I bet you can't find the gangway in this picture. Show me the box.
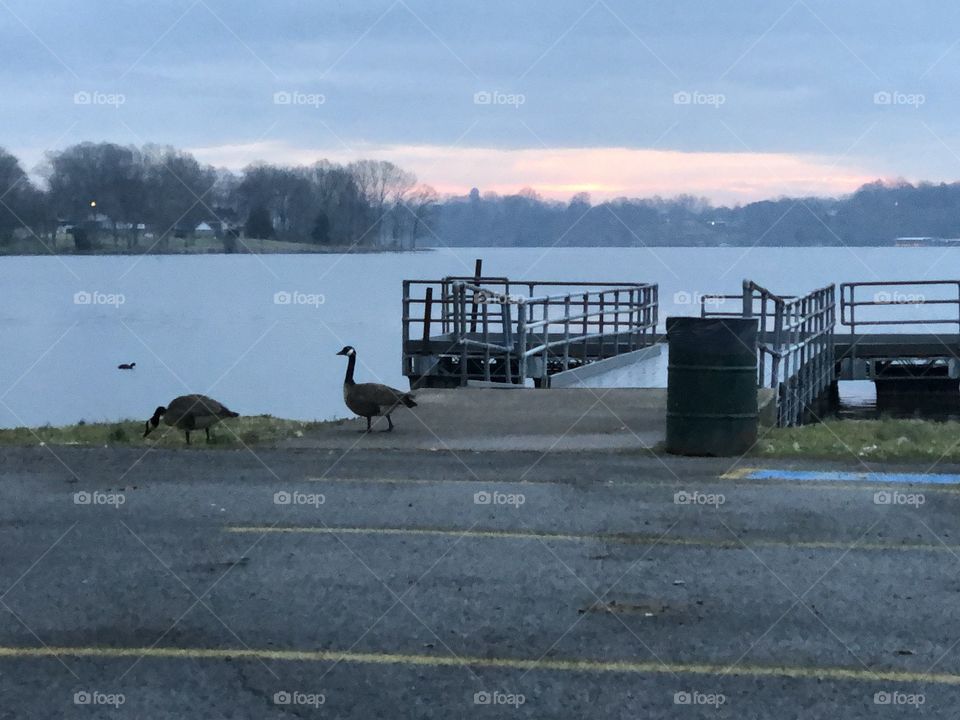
[402,276,658,388]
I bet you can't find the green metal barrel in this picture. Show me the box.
[666,317,758,456]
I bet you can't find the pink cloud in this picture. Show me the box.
[189,140,879,204]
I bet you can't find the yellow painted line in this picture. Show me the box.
[225,525,960,553]
[721,467,754,480]
[306,476,450,485]
[0,644,954,685]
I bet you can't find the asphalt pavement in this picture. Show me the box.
[0,446,958,718]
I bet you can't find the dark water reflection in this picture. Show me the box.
[836,380,960,421]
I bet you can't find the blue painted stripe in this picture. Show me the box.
[745,469,960,486]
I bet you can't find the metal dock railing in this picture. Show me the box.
[840,280,960,332]
[402,277,658,388]
[837,280,960,385]
[703,280,836,427]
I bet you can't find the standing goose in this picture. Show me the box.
[336,346,416,432]
[143,394,239,445]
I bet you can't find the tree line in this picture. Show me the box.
[1,141,958,252]
[435,183,960,247]
[0,143,437,252]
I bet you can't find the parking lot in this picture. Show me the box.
[0,446,958,718]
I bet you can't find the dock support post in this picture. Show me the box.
[421,287,433,346]
[469,258,482,333]
[517,302,527,385]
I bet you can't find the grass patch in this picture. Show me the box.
[756,418,960,461]
[0,415,344,448]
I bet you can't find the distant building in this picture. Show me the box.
[195,221,216,238]
[895,236,960,247]
[194,219,233,238]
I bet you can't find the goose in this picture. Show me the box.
[336,346,416,432]
[143,394,239,445]
[117,362,136,370]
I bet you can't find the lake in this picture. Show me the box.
[1,246,957,428]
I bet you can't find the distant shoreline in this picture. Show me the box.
[0,243,948,257]
[0,243,944,257]
[0,244,433,257]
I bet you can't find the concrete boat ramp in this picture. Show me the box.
[283,388,669,452]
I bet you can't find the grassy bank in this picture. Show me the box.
[5,415,960,460]
[757,418,960,461]
[0,416,344,448]
[0,235,432,256]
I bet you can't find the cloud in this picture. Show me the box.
[188,139,878,203]
[6,0,958,195]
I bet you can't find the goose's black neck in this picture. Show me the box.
[344,352,356,385]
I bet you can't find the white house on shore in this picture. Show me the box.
[194,221,215,238]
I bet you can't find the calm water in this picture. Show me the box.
[1,246,957,428]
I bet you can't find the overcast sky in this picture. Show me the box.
[3,0,960,203]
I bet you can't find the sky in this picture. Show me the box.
[2,0,960,204]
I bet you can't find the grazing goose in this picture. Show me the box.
[117,362,136,370]
[336,346,416,432]
[143,394,239,445]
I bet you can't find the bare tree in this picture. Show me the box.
[403,184,438,249]
[44,142,147,249]
[348,160,416,246]
[142,145,216,248]
[0,148,44,246]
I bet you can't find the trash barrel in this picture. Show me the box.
[666,317,758,456]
